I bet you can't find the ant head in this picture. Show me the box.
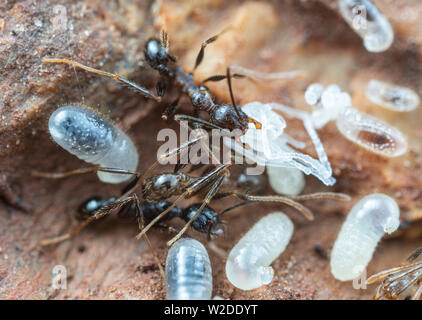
[210,104,250,134]
[144,38,173,72]
[185,204,223,235]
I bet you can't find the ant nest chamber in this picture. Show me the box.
[3,0,422,301]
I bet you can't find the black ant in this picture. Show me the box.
[367,246,422,300]
[42,28,262,136]
[35,144,350,248]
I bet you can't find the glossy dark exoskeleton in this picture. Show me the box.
[77,195,223,236]
[143,35,256,134]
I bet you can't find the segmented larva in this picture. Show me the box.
[336,107,407,157]
[225,212,294,290]
[305,83,408,157]
[338,0,394,53]
[366,80,420,112]
[48,105,139,184]
[330,193,400,281]
[165,238,212,300]
[267,166,305,196]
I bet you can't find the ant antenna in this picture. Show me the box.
[219,200,257,216]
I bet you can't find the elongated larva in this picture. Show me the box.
[336,107,407,157]
[165,238,212,300]
[267,166,305,196]
[48,105,139,183]
[225,212,294,290]
[330,193,400,281]
[366,80,420,112]
[338,0,394,52]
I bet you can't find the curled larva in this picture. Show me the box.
[338,0,394,52]
[330,193,400,281]
[336,107,407,157]
[165,238,212,300]
[267,166,305,196]
[49,105,139,183]
[225,212,294,290]
[366,80,420,112]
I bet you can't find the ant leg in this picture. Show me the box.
[155,223,180,235]
[42,58,162,102]
[230,192,314,221]
[412,282,422,300]
[32,166,140,180]
[132,194,165,280]
[289,192,351,202]
[407,247,422,262]
[193,27,231,71]
[162,93,182,120]
[136,164,230,241]
[167,171,227,247]
[228,192,351,220]
[40,195,137,246]
[203,65,304,84]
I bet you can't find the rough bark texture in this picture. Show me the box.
[1,0,421,299]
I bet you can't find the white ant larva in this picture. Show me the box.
[225,212,294,290]
[224,101,336,186]
[338,0,394,52]
[366,80,420,112]
[267,166,305,196]
[303,83,408,157]
[165,238,212,300]
[48,105,139,184]
[330,193,400,281]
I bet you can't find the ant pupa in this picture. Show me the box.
[266,166,305,197]
[367,246,422,300]
[330,193,400,281]
[366,80,420,112]
[223,101,336,186]
[46,105,139,184]
[302,83,408,157]
[225,212,294,290]
[165,238,212,300]
[338,0,394,52]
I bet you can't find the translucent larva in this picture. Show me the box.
[266,166,305,196]
[165,238,212,300]
[304,83,408,157]
[330,193,400,281]
[366,80,420,112]
[225,212,294,290]
[48,105,139,184]
[336,107,407,157]
[338,0,394,52]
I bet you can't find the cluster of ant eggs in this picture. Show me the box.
[48,105,139,184]
[165,238,212,300]
[225,212,294,290]
[330,193,400,281]
[366,80,420,112]
[338,0,394,52]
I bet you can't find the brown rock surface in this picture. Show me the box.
[0,0,421,299]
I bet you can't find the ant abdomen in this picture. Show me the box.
[49,106,139,184]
